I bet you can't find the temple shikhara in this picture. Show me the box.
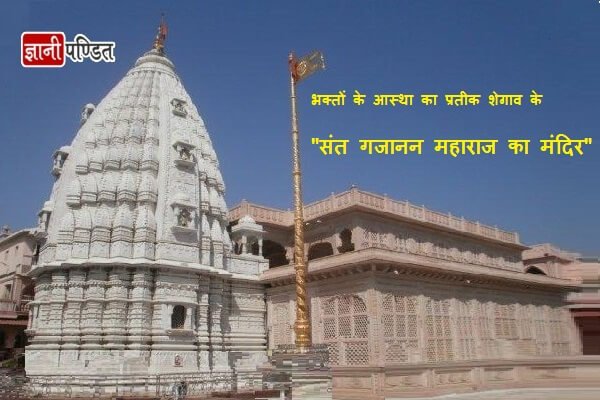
[26,29,268,395]
[17,25,600,399]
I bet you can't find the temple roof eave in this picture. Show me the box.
[260,247,578,290]
[0,228,38,248]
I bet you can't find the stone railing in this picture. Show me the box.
[0,299,30,313]
[229,202,293,226]
[524,243,580,261]
[228,254,269,276]
[229,188,520,245]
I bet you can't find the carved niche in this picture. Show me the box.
[171,98,188,117]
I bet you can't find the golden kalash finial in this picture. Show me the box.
[153,13,168,54]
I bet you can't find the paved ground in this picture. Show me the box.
[0,369,28,399]
[403,388,600,400]
[1,370,599,400]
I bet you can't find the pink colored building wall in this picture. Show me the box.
[0,226,36,360]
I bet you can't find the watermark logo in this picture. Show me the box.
[21,32,116,68]
[21,32,65,67]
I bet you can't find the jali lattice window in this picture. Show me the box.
[516,304,537,356]
[361,227,386,249]
[322,295,369,366]
[381,293,419,363]
[534,305,550,355]
[494,304,517,339]
[425,297,453,362]
[475,301,496,358]
[549,307,570,356]
[456,299,477,360]
[519,304,534,339]
[271,303,292,347]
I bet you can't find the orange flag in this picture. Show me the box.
[290,51,325,84]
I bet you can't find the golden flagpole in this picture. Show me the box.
[289,52,312,351]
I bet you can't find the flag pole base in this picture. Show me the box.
[261,344,332,400]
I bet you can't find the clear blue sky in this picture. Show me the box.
[0,1,598,255]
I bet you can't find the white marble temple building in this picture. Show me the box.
[26,43,268,396]
[23,32,600,400]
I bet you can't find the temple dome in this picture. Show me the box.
[134,49,175,69]
[38,46,231,267]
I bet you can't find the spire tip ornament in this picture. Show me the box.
[152,13,168,54]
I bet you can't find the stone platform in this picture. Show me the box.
[261,344,332,400]
[403,388,600,400]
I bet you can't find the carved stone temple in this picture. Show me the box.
[24,37,600,398]
[26,45,268,396]
[230,192,600,399]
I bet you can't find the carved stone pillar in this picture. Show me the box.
[209,277,228,372]
[29,273,52,339]
[366,281,382,368]
[27,308,33,331]
[46,271,68,347]
[241,235,247,254]
[417,294,428,363]
[103,267,129,349]
[127,268,153,350]
[185,306,194,330]
[25,273,54,374]
[213,240,224,269]
[285,245,294,264]
[222,280,232,334]
[151,271,167,338]
[196,277,210,370]
[62,268,86,350]
[200,213,212,265]
[81,269,107,349]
